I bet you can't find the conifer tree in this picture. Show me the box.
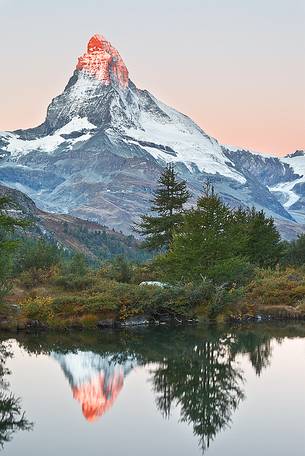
[0,197,29,302]
[243,208,283,267]
[156,183,283,283]
[0,197,28,249]
[156,183,239,282]
[135,164,190,250]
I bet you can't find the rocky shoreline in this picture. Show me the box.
[0,310,304,333]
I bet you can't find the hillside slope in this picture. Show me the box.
[0,184,147,261]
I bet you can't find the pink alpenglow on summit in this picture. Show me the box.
[76,34,129,87]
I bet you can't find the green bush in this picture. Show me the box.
[98,256,133,283]
[244,267,305,307]
[21,296,54,321]
[282,234,305,266]
[206,257,254,286]
[18,267,56,289]
[61,253,89,276]
[14,240,61,274]
[208,286,244,319]
[53,273,94,291]
[0,253,13,304]
[19,278,218,326]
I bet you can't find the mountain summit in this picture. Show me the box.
[0,34,303,236]
[76,34,129,87]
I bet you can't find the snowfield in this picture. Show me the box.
[119,93,247,183]
[2,117,96,157]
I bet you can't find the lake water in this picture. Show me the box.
[0,324,304,455]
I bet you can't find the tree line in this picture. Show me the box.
[2,164,305,305]
[135,164,305,285]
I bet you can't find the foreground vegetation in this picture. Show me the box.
[1,166,305,330]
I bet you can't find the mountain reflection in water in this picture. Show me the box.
[8,324,305,454]
[52,351,136,421]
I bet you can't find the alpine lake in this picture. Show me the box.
[0,323,304,455]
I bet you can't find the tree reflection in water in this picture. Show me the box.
[0,340,32,449]
[151,335,245,453]
[15,324,299,454]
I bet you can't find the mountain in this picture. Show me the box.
[223,147,305,225]
[52,350,136,421]
[0,183,148,262]
[0,34,303,236]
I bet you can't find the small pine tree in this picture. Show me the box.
[0,197,30,302]
[135,164,190,250]
[282,234,305,266]
[156,184,238,283]
[69,253,88,276]
[243,208,283,267]
[112,255,132,283]
[0,197,29,250]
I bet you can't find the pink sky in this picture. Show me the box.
[0,0,304,156]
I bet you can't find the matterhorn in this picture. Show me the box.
[0,34,304,236]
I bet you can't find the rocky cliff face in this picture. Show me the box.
[0,34,303,235]
[223,147,305,224]
[76,34,129,87]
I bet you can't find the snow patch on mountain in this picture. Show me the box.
[3,117,96,157]
[121,95,246,183]
[269,152,305,209]
[282,152,305,177]
[269,180,301,207]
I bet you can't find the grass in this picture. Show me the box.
[235,267,305,320]
[14,272,217,328]
[4,265,305,330]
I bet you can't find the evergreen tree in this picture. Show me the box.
[14,239,61,274]
[68,253,88,276]
[282,234,305,266]
[112,255,132,283]
[157,183,283,284]
[243,208,283,267]
[135,164,190,250]
[0,197,29,302]
[0,197,28,250]
[156,184,245,283]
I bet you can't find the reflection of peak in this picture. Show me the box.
[72,371,124,422]
[52,351,136,422]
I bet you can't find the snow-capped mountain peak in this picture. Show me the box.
[0,33,301,235]
[76,34,129,88]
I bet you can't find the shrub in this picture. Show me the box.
[0,253,13,304]
[62,253,89,276]
[18,267,57,289]
[207,285,244,319]
[243,267,305,307]
[207,257,254,286]
[14,240,61,274]
[282,234,305,266]
[21,296,54,321]
[53,274,94,291]
[98,256,133,283]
